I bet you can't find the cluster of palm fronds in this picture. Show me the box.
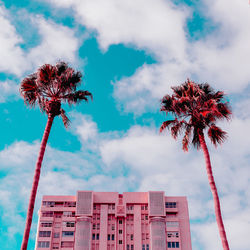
[20,62,92,127]
[160,79,231,151]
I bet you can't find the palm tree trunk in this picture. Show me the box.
[198,131,229,250]
[21,115,54,250]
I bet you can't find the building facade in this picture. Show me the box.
[35,191,192,250]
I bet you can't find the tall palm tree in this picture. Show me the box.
[160,79,231,250]
[20,62,92,250]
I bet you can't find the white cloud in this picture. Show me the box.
[46,0,189,59]
[0,81,19,103]
[193,207,250,250]
[27,16,79,69]
[191,0,250,93]
[72,114,98,142]
[0,6,26,75]
[113,62,190,113]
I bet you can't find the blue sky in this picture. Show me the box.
[0,0,250,249]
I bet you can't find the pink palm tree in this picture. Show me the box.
[20,62,92,250]
[160,79,231,250]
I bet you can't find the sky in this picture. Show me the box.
[0,0,250,249]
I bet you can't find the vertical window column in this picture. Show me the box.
[99,204,108,250]
[74,217,92,250]
[149,217,166,250]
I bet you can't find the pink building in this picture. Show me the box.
[35,191,192,250]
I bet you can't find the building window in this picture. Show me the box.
[54,202,64,207]
[146,244,149,250]
[130,234,133,240]
[142,244,145,250]
[42,211,53,217]
[93,224,96,229]
[62,231,74,237]
[127,205,134,211]
[93,234,95,240]
[63,221,75,227]
[43,201,55,207]
[54,212,62,218]
[52,243,59,249]
[131,245,134,250]
[97,223,100,229]
[41,222,52,227]
[38,241,50,248]
[96,233,99,240]
[119,220,123,224]
[119,240,123,244]
[111,224,115,230]
[127,245,130,250]
[108,234,110,241]
[64,202,76,207]
[39,231,51,237]
[167,242,179,248]
[112,234,115,241]
[53,232,60,238]
[61,241,74,248]
[145,215,148,220]
[165,202,177,208]
[119,230,122,234]
[167,231,179,238]
[145,205,148,210]
[63,211,75,217]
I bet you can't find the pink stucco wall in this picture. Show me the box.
[35,191,192,250]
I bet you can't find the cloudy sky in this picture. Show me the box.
[0,0,250,249]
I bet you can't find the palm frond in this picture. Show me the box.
[37,64,56,85]
[217,103,232,120]
[20,74,38,106]
[60,108,70,128]
[171,120,184,139]
[159,120,176,133]
[63,90,93,105]
[214,91,224,102]
[208,125,227,146]
[160,95,173,112]
[56,61,68,76]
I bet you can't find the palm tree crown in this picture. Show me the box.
[20,62,92,126]
[160,79,231,151]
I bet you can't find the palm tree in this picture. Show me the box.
[20,62,92,250]
[160,79,231,250]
